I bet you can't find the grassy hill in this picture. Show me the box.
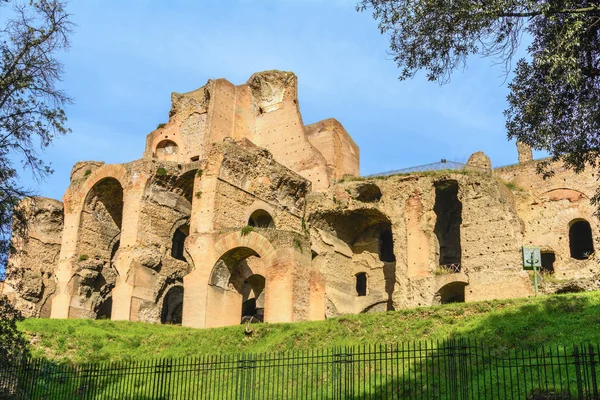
[18,291,600,363]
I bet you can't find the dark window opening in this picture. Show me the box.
[96,297,112,320]
[161,286,184,325]
[356,273,367,296]
[379,229,396,262]
[248,210,275,229]
[541,252,556,273]
[171,225,189,261]
[569,220,594,260]
[434,180,462,267]
[190,155,200,162]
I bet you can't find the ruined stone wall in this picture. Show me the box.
[142,70,359,191]
[496,160,600,283]
[306,168,532,318]
[7,198,63,317]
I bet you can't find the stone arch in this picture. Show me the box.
[542,188,588,203]
[77,164,129,209]
[154,139,179,161]
[569,219,595,260]
[244,201,276,228]
[73,177,124,319]
[248,209,275,228]
[434,281,467,305]
[205,232,278,328]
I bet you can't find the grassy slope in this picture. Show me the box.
[18,291,600,363]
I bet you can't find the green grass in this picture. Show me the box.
[18,291,600,363]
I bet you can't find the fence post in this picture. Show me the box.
[333,348,351,399]
[589,344,599,400]
[156,359,172,399]
[574,345,584,400]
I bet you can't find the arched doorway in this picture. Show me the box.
[161,286,184,325]
[77,177,123,319]
[206,247,267,328]
[569,220,594,260]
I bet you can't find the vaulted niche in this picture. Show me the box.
[248,209,275,229]
[569,220,594,260]
[436,282,466,304]
[155,139,179,160]
[207,247,266,327]
[434,180,462,267]
[311,208,396,310]
[161,286,184,325]
[78,177,123,319]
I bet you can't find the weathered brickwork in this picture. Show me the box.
[5,71,599,328]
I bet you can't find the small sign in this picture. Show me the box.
[522,246,541,270]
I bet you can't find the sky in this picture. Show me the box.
[17,0,536,201]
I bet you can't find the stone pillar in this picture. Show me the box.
[111,176,148,321]
[406,191,430,278]
[517,141,533,163]
[50,200,80,319]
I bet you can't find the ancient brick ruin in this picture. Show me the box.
[4,70,599,328]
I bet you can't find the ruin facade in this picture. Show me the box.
[4,70,600,328]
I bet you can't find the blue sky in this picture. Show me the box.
[20,0,533,200]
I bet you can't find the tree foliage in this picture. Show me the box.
[0,295,28,366]
[358,1,600,174]
[0,0,71,271]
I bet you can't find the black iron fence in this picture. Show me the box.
[1,340,599,399]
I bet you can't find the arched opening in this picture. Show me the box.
[248,209,275,228]
[541,251,556,273]
[241,274,265,323]
[77,177,123,319]
[207,247,267,328]
[161,286,184,325]
[155,140,179,160]
[356,272,367,296]
[569,220,594,260]
[310,208,396,311]
[435,282,466,304]
[171,225,189,261]
[434,180,462,268]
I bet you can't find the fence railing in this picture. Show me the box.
[365,160,490,178]
[1,340,599,399]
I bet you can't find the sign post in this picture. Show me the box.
[522,246,542,296]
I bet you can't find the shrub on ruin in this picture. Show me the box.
[156,167,168,176]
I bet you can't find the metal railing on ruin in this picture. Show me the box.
[435,263,462,275]
[1,339,599,399]
[365,159,490,178]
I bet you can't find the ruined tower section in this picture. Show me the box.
[5,198,63,317]
[142,70,359,191]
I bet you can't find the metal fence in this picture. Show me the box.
[1,340,599,399]
[365,160,490,178]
